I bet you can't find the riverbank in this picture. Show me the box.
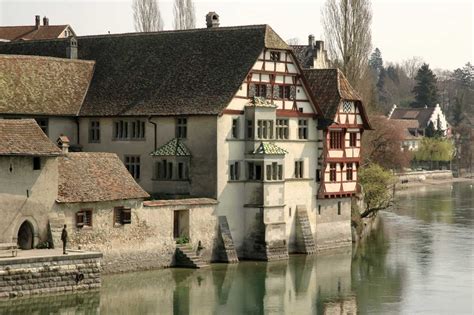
[396,176,473,191]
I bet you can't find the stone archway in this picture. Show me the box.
[17,221,34,250]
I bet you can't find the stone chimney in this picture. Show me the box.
[206,12,220,28]
[66,37,78,59]
[35,15,41,29]
[57,135,70,154]
[313,40,330,69]
[308,34,315,49]
[43,16,49,26]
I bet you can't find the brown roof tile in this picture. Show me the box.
[0,55,95,116]
[0,25,69,41]
[389,107,435,128]
[0,119,62,156]
[57,152,149,203]
[303,68,371,129]
[0,25,289,116]
[144,198,218,207]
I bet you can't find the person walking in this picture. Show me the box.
[61,224,68,255]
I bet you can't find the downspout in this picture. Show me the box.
[75,117,80,147]
[148,116,157,151]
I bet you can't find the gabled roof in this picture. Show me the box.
[390,119,422,139]
[0,119,62,156]
[0,25,289,117]
[388,107,436,128]
[0,55,95,116]
[291,45,315,69]
[252,142,288,155]
[303,68,372,129]
[57,152,149,203]
[0,25,70,41]
[150,138,191,157]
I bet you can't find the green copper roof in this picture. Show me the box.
[252,142,288,155]
[150,138,191,156]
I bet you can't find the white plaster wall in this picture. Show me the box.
[0,156,58,245]
[315,198,352,250]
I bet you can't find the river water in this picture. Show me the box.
[1,181,473,314]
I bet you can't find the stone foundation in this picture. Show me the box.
[0,251,102,299]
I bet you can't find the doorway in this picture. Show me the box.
[173,210,190,239]
[18,221,34,250]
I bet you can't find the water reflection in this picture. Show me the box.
[1,181,472,314]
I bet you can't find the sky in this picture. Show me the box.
[0,0,472,70]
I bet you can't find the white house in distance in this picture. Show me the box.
[0,15,75,42]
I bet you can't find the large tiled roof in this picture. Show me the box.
[0,119,62,156]
[291,45,314,69]
[57,152,149,203]
[252,142,288,155]
[0,55,95,116]
[0,25,69,41]
[0,25,289,117]
[150,138,191,156]
[303,68,372,129]
[390,119,422,139]
[389,107,435,128]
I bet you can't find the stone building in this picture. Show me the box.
[302,69,372,250]
[0,15,76,42]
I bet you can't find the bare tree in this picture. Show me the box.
[321,0,372,87]
[401,57,424,79]
[133,0,164,32]
[286,37,300,45]
[173,0,196,30]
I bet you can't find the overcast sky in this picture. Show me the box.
[0,0,472,70]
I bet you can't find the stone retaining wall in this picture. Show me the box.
[0,252,102,299]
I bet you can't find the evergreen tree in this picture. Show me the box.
[369,48,383,76]
[452,96,464,126]
[411,63,439,108]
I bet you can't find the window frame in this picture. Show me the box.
[124,155,141,180]
[346,164,353,181]
[294,160,304,179]
[257,120,274,140]
[231,118,239,139]
[76,209,93,228]
[298,119,308,140]
[276,119,289,139]
[33,157,41,170]
[329,131,343,149]
[329,163,337,182]
[89,120,101,143]
[269,51,281,61]
[349,132,357,147]
[278,85,291,99]
[229,161,240,181]
[255,84,267,98]
[176,118,187,139]
[114,206,132,225]
[35,118,49,136]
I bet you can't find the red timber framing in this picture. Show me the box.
[318,101,365,199]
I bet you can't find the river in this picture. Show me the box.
[1,181,472,314]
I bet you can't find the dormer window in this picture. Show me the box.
[270,51,281,61]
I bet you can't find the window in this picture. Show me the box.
[255,84,267,97]
[270,51,281,61]
[257,120,274,139]
[232,118,239,138]
[338,202,342,215]
[35,118,48,136]
[349,133,357,147]
[276,119,289,139]
[294,161,304,179]
[125,155,140,179]
[330,131,343,149]
[114,207,132,225]
[248,162,262,180]
[156,160,173,180]
[76,210,92,228]
[265,162,281,181]
[229,161,240,181]
[176,118,187,139]
[177,162,188,180]
[278,86,291,99]
[342,101,352,113]
[346,164,353,181]
[33,157,41,170]
[246,120,253,139]
[318,205,321,215]
[131,120,145,140]
[329,163,337,182]
[89,120,100,143]
[298,120,308,139]
[114,120,128,140]
[316,169,321,182]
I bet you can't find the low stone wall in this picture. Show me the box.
[0,252,102,299]
[396,170,453,184]
[315,198,352,251]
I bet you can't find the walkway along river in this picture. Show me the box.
[0,181,472,314]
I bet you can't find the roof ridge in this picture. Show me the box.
[0,54,95,65]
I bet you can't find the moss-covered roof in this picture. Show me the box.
[150,138,191,156]
[252,142,288,155]
[0,25,289,117]
[0,55,95,116]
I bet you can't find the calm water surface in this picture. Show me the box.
[1,181,473,314]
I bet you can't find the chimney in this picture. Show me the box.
[43,16,49,26]
[66,37,78,59]
[57,135,70,154]
[308,34,315,49]
[206,12,220,28]
[35,15,41,29]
